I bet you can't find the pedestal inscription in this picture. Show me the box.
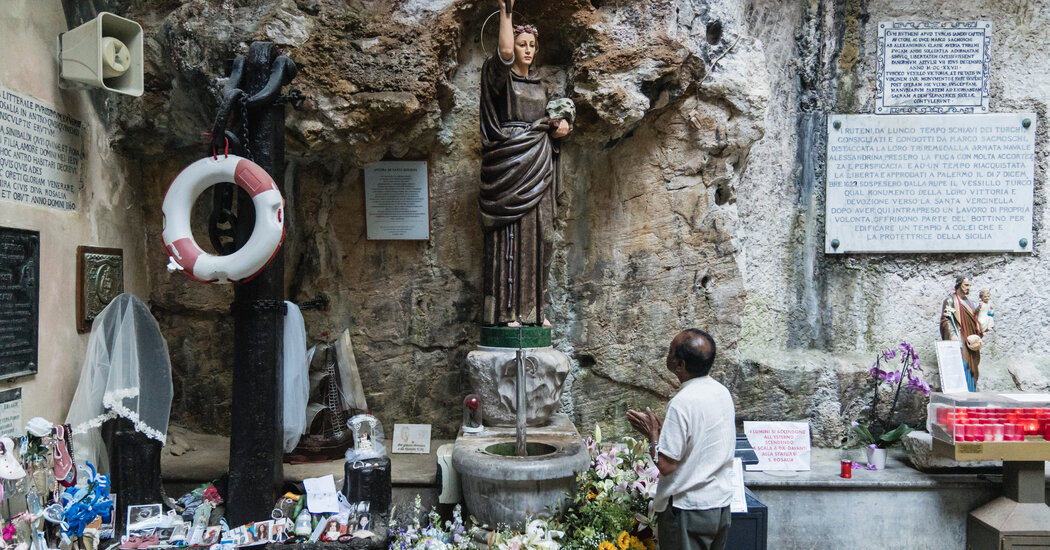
[0,227,38,379]
[0,87,83,211]
[876,21,991,114]
[826,113,1035,254]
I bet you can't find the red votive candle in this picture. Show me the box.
[936,407,948,424]
[840,459,852,479]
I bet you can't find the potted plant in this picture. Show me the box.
[851,342,931,469]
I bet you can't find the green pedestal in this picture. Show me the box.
[480,325,551,348]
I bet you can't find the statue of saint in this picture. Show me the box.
[941,276,983,391]
[479,0,573,326]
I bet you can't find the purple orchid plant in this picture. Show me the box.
[852,342,931,449]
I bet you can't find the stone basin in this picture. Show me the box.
[451,414,590,528]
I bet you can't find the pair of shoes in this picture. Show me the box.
[119,535,159,549]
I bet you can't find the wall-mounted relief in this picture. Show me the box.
[76,246,123,333]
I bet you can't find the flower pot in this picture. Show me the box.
[865,447,887,470]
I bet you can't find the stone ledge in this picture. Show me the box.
[162,426,450,486]
[744,447,1011,489]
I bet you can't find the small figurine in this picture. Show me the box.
[940,276,983,390]
[976,289,994,333]
[462,394,483,434]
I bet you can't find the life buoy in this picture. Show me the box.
[162,155,284,283]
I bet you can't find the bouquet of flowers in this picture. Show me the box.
[559,427,658,550]
[851,342,931,449]
[388,495,478,549]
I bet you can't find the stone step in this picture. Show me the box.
[162,425,450,487]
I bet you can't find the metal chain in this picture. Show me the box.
[239,95,253,161]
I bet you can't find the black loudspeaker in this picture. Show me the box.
[342,456,391,514]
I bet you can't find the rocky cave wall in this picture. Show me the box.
[81,0,1050,446]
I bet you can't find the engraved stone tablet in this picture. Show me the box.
[876,21,991,114]
[0,227,38,380]
[826,113,1035,254]
[0,87,83,210]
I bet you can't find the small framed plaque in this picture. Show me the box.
[76,246,123,333]
[392,423,432,454]
[364,161,430,240]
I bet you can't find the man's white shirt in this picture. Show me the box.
[654,375,736,513]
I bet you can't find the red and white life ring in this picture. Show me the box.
[162,155,284,284]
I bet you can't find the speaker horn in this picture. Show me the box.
[60,12,143,97]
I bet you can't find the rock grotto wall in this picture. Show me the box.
[79,0,1050,446]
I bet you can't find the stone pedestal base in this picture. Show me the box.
[466,346,569,426]
[451,415,590,529]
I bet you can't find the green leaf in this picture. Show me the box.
[852,424,876,445]
[876,423,913,447]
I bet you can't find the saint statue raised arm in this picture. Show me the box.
[480,0,573,327]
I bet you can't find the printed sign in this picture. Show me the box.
[364,161,430,240]
[729,458,747,513]
[0,387,21,436]
[743,421,811,471]
[392,423,431,454]
[935,340,969,393]
[0,86,83,211]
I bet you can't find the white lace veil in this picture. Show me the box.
[65,294,173,472]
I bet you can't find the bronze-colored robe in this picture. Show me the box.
[940,293,982,381]
[479,55,559,325]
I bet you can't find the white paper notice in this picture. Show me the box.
[743,421,811,471]
[935,340,969,393]
[0,388,22,436]
[729,458,747,513]
[392,423,432,454]
[303,475,339,513]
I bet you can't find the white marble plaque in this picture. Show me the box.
[0,87,82,211]
[826,113,1035,254]
[876,21,991,114]
[392,423,431,454]
[364,161,430,240]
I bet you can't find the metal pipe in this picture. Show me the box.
[515,322,527,456]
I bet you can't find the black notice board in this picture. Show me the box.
[0,227,38,380]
